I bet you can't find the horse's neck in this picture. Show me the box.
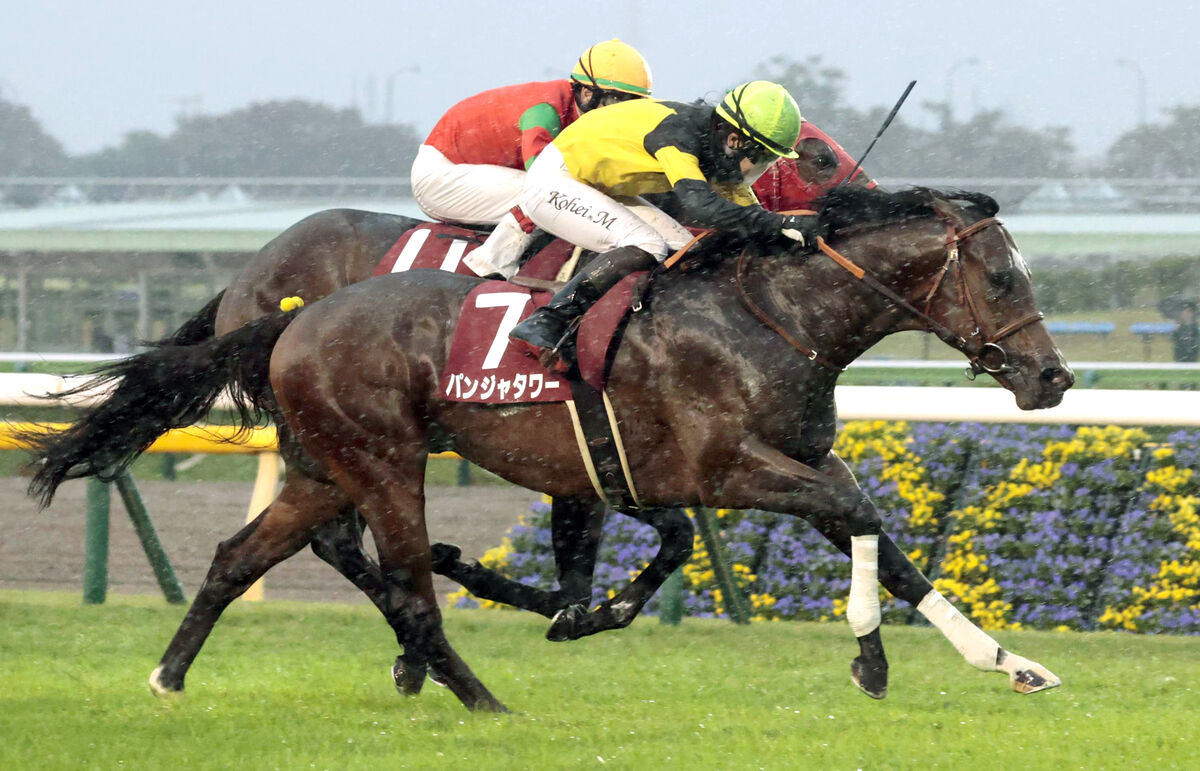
[714,219,948,369]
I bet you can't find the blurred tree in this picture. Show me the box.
[167,100,418,176]
[0,97,68,175]
[886,106,1076,177]
[1106,105,1200,177]
[71,130,177,177]
[750,56,1076,178]
[70,99,419,177]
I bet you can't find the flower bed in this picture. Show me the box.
[449,422,1200,634]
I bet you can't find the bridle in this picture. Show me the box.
[735,214,1044,376]
[917,216,1044,378]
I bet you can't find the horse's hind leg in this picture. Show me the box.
[149,472,351,695]
[816,452,1060,695]
[547,506,694,641]
[304,430,506,712]
[433,495,605,617]
[308,511,393,610]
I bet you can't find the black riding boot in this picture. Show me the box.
[510,246,658,371]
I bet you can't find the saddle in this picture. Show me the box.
[376,222,726,392]
[379,221,717,512]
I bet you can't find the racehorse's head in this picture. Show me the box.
[920,191,1073,409]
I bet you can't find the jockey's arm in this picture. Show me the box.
[649,144,784,241]
[518,102,564,170]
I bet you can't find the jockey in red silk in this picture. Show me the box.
[753,121,876,211]
[409,39,653,279]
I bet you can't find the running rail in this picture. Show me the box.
[4,373,1199,427]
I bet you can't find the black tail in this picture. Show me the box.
[146,289,226,348]
[23,309,298,508]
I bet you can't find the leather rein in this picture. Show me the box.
[735,215,1044,376]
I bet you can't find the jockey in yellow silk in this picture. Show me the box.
[410,39,653,278]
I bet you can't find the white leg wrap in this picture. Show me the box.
[846,534,881,638]
[997,651,1034,677]
[917,590,1001,671]
[463,212,534,279]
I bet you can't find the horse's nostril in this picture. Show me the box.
[1041,366,1073,388]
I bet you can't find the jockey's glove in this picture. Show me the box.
[778,214,826,247]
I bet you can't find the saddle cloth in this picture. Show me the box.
[372,222,575,282]
[378,221,721,401]
[440,277,643,404]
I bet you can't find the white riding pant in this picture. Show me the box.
[410,144,525,225]
[520,144,691,260]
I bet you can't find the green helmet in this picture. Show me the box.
[715,81,802,160]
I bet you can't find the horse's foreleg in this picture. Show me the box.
[432,496,605,618]
[551,495,606,606]
[150,473,349,696]
[546,506,693,641]
[817,452,1060,695]
[714,439,888,697]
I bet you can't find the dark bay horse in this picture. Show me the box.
[27,188,1072,711]
[164,137,865,633]
[169,209,624,640]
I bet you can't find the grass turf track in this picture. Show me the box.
[1,591,1196,770]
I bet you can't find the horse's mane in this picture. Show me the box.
[816,186,999,237]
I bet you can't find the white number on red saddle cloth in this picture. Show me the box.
[440,283,570,404]
[372,223,484,277]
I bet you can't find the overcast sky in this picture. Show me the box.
[4,1,1198,161]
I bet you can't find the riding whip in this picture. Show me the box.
[838,80,916,187]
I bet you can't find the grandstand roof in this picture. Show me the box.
[0,197,426,252]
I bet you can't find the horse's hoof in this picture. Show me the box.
[430,543,463,574]
[472,697,510,714]
[391,658,427,696]
[850,656,888,700]
[1010,665,1061,695]
[546,604,588,642]
[148,665,183,699]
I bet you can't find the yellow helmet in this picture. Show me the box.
[570,39,652,97]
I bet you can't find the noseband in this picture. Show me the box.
[915,216,1044,377]
[735,214,1044,375]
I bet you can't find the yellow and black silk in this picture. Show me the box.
[552,99,785,240]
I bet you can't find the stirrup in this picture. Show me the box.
[522,317,582,374]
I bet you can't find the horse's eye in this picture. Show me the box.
[988,269,1014,293]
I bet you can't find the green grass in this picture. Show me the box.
[1,591,1196,770]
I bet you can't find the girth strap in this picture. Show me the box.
[564,380,641,512]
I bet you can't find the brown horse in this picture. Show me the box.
[167,209,622,638]
[26,187,1072,711]
[133,139,875,641]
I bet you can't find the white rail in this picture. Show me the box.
[4,352,1199,371]
[836,386,1200,427]
[3,373,1199,427]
